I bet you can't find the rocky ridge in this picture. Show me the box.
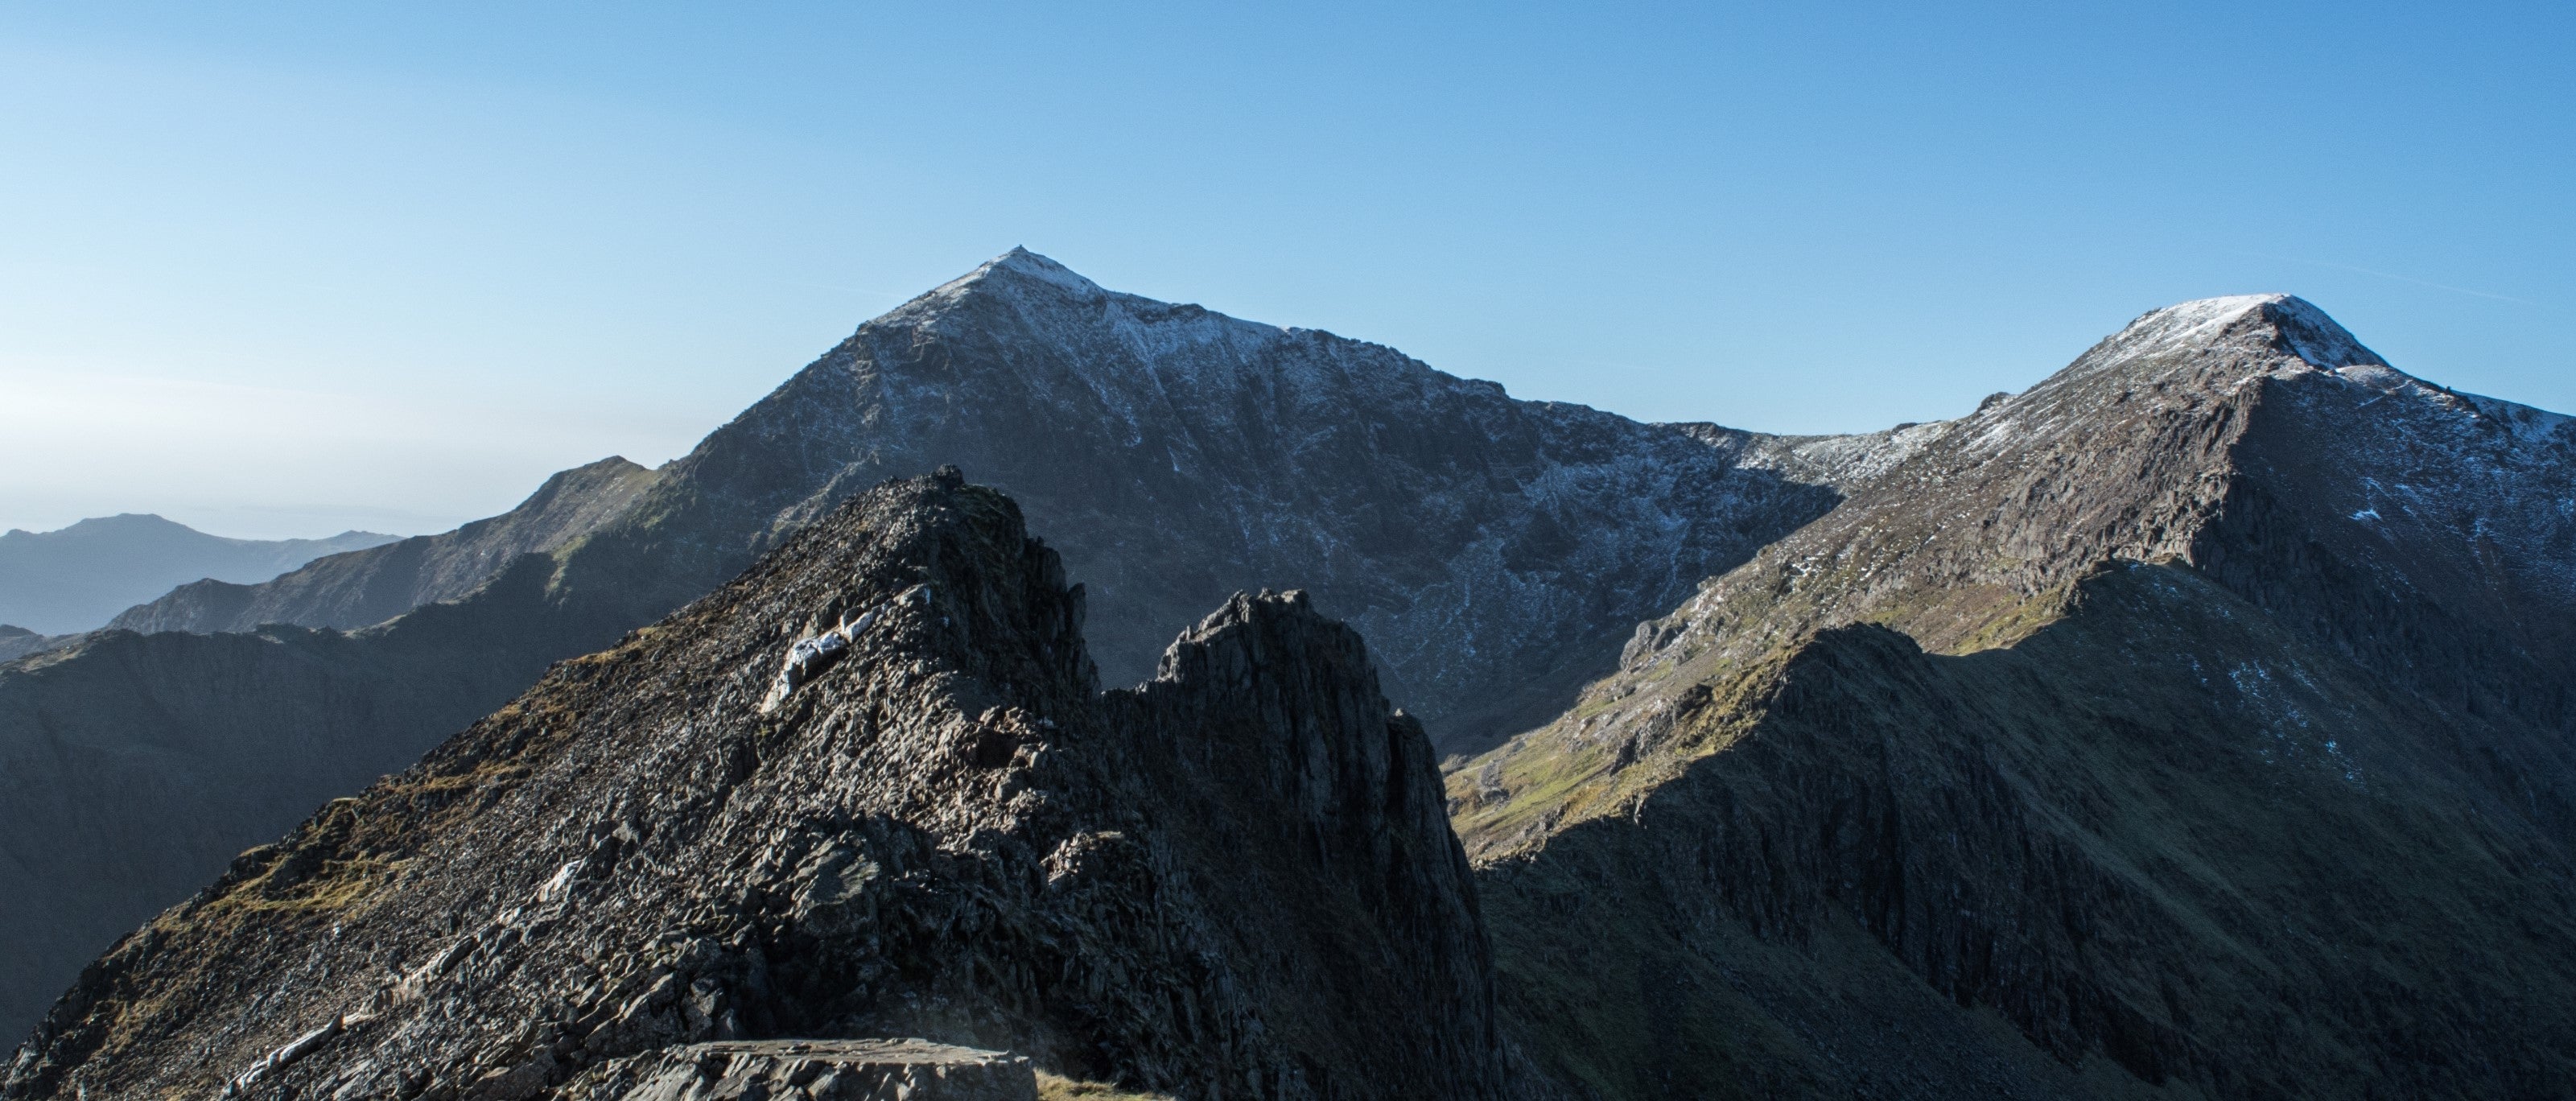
[108,457,660,636]
[1454,295,2576,1098]
[604,1039,1037,1101]
[5,472,1515,1101]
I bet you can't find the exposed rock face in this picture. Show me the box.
[107,456,660,636]
[656,249,1835,748]
[0,252,1833,1041]
[5,474,1513,1101]
[0,514,397,637]
[1457,296,2576,1098]
[600,1040,1035,1101]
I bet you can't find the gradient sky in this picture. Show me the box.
[3,2,2569,538]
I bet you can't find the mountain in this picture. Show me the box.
[0,554,641,1054]
[0,628,78,666]
[0,514,397,636]
[4,472,1518,1101]
[0,456,666,1037]
[108,249,1836,751]
[0,251,1842,1041]
[1452,295,2576,1097]
[105,457,660,637]
[19,260,2570,1097]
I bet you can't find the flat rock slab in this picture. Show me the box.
[616,1039,1037,1101]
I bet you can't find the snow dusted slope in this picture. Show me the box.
[1680,419,1961,494]
[566,248,1840,750]
[1458,295,2576,1099]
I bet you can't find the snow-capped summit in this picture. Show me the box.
[2050,293,2385,395]
[926,245,1112,303]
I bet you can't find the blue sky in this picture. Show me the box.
[3,2,2569,538]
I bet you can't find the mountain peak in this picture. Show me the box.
[925,246,1110,304]
[55,513,192,535]
[2099,292,2385,373]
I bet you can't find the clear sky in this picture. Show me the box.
[3,2,2569,538]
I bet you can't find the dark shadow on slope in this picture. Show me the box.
[0,552,642,1042]
[6,476,1518,1101]
[1484,564,2576,1100]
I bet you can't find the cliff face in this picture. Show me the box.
[6,473,1513,1101]
[1457,297,2576,1099]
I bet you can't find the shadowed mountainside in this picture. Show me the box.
[106,457,660,637]
[1455,296,2576,1099]
[6,473,1520,1101]
[0,555,644,1045]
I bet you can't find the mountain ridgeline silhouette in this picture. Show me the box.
[0,515,396,637]
[5,257,2574,1099]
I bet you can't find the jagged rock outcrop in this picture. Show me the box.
[0,252,1836,1041]
[107,456,660,636]
[6,472,1514,1101]
[1457,296,2576,1099]
[596,1040,1036,1101]
[0,514,396,637]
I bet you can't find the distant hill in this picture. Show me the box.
[0,626,79,665]
[105,458,660,637]
[0,515,399,635]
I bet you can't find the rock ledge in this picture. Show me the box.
[610,1039,1035,1101]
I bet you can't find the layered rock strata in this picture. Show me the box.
[602,1039,1036,1101]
